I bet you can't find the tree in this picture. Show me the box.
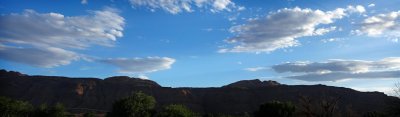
[0,97,67,117]
[0,96,34,117]
[156,104,198,117]
[107,92,156,117]
[387,82,400,116]
[254,101,295,117]
[298,95,341,117]
[394,82,400,98]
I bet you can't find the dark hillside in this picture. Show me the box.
[0,70,398,115]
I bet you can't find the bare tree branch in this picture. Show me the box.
[394,82,400,98]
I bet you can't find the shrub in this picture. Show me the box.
[254,101,295,117]
[107,92,156,117]
[0,96,33,117]
[157,104,198,117]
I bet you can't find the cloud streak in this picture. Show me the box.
[0,45,79,68]
[101,57,176,74]
[287,71,400,81]
[272,57,400,81]
[244,67,268,72]
[129,0,240,14]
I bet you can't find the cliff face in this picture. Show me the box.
[0,70,398,115]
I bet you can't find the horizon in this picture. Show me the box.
[2,69,389,94]
[1,0,400,95]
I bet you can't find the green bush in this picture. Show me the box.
[254,101,295,117]
[157,104,198,117]
[107,92,156,117]
[0,96,33,117]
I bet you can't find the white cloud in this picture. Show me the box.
[237,6,245,11]
[244,67,268,72]
[346,5,365,13]
[0,46,79,68]
[272,57,400,81]
[352,86,393,95]
[129,0,239,14]
[211,0,232,12]
[101,57,176,74]
[273,57,400,73]
[137,74,149,79]
[0,8,125,49]
[314,26,337,35]
[321,38,343,43]
[353,11,400,42]
[368,4,375,7]
[287,71,400,81]
[81,0,88,4]
[0,8,125,67]
[220,6,364,53]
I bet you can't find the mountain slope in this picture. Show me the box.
[0,70,398,115]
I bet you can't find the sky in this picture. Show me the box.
[1,0,400,95]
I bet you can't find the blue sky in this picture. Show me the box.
[1,0,400,94]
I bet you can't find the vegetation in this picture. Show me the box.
[0,96,33,117]
[394,82,400,98]
[107,92,156,117]
[2,90,400,117]
[387,82,400,116]
[0,96,67,117]
[254,101,295,117]
[156,104,198,117]
[298,95,341,117]
[83,112,96,117]
[32,103,66,117]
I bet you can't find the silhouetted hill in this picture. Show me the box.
[0,70,398,115]
[223,79,281,88]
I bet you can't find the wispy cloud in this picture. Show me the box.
[272,57,400,81]
[81,0,88,4]
[0,46,79,68]
[219,6,365,53]
[100,57,176,74]
[0,8,125,67]
[244,67,268,72]
[129,0,242,14]
[353,11,400,42]
[368,3,375,7]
